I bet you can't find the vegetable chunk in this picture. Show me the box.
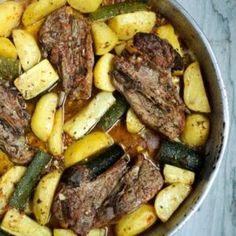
[0,1,23,37]
[22,0,67,26]
[0,166,26,215]
[181,113,210,147]
[14,59,59,100]
[126,108,145,134]
[0,151,13,176]
[92,22,118,55]
[13,29,41,71]
[154,183,191,222]
[64,92,115,139]
[67,0,103,13]
[115,204,157,236]
[184,62,211,113]
[163,164,195,185]
[108,11,156,40]
[31,93,58,142]
[1,209,51,236]
[33,170,61,225]
[64,132,113,168]
[0,56,20,80]
[0,37,17,59]
[94,53,115,92]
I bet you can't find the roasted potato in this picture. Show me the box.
[87,228,106,236]
[31,93,58,142]
[115,204,157,236]
[33,170,61,225]
[181,113,210,147]
[64,92,115,139]
[1,209,51,236]
[0,1,23,37]
[94,53,115,92]
[48,108,64,156]
[54,229,76,236]
[156,24,183,56]
[108,11,156,40]
[163,164,195,185]
[67,0,102,13]
[64,132,114,168]
[0,37,17,59]
[13,29,41,71]
[14,59,59,100]
[126,108,145,134]
[115,42,126,55]
[22,0,66,26]
[184,62,211,113]
[92,22,118,55]
[154,183,191,222]
[25,19,45,39]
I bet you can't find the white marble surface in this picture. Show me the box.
[174,0,236,235]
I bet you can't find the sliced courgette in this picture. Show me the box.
[97,93,128,131]
[9,151,52,209]
[156,141,202,172]
[0,56,20,80]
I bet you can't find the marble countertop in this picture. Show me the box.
[174,0,236,235]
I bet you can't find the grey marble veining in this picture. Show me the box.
[175,0,236,235]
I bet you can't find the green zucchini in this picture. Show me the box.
[156,141,202,172]
[89,1,148,21]
[0,56,20,80]
[97,93,128,131]
[9,151,51,210]
[63,144,125,186]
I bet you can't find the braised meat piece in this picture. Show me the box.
[39,7,94,100]
[112,33,185,139]
[0,81,34,164]
[53,156,163,235]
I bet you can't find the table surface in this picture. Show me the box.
[174,0,236,236]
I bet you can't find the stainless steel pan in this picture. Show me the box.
[145,0,230,235]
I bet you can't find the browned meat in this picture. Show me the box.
[0,81,34,164]
[39,7,94,100]
[53,158,129,234]
[53,155,163,235]
[102,0,127,6]
[112,33,185,140]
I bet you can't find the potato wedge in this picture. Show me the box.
[184,62,211,113]
[108,11,156,40]
[48,108,64,156]
[181,113,210,147]
[115,204,157,236]
[0,150,13,176]
[163,164,195,185]
[64,92,115,139]
[31,93,58,142]
[94,53,115,92]
[54,229,76,236]
[14,59,59,100]
[92,22,118,55]
[25,19,45,39]
[22,0,66,26]
[0,37,17,59]
[13,29,41,71]
[154,183,191,222]
[64,132,113,168]
[115,42,126,55]
[156,24,183,56]
[87,228,106,236]
[1,209,51,236]
[67,0,102,13]
[33,170,61,225]
[0,166,26,215]
[126,108,145,134]
[0,1,23,37]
